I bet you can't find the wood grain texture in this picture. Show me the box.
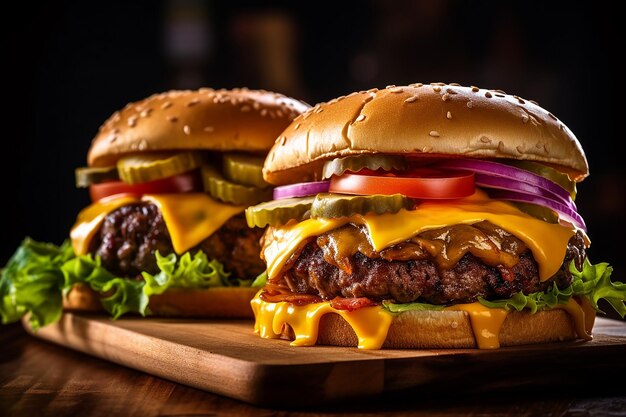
[19,313,626,407]
[2,321,626,417]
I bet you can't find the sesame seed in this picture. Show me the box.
[485,92,493,98]
[446,111,452,119]
[355,115,366,122]
[276,110,284,117]
[279,136,287,145]
[386,84,396,89]
[112,128,120,134]
[140,109,152,117]
[109,136,117,143]
[183,125,191,135]
[495,93,505,98]
[409,83,423,88]
[498,141,505,151]
[446,89,458,95]
[467,101,474,109]
[315,107,324,114]
[127,117,137,127]
[186,99,200,107]
[260,109,268,116]
[442,94,450,102]
[560,124,565,131]
[253,102,261,110]
[138,140,148,150]
[471,86,479,92]
[241,105,251,112]
[433,86,442,93]
[544,143,549,153]
[480,136,491,143]
[389,87,403,93]
[529,100,539,106]
[516,146,524,153]
[494,89,506,94]
[204,126,214,132]
[161,102,172,109]
[167,116,178,123]
[449,83,461,86]
[522,114,529,123]
[429,130,440,137]
[294,123,300,130]
[405,96,419,103]
[518,98,525,104]
[548,112,557,120]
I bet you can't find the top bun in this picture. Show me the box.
[263,83,589,185]
[88,88,311,167]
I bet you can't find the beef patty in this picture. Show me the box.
[279,222,586,304]
[90,203,265,279]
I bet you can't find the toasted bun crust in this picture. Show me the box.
[277,308,591,348]
[88,88,311,167]
[63,284,257,319]
[264,83,588,185]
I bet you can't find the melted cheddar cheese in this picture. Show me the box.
[262,190,583,281]
[70,193,244,255]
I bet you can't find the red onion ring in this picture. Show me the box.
[273,180,330,200]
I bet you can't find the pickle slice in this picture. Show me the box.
[311,193,413,219]
[511,202,559,223]
[202,165,272,206]
[322,154,408,179]
[117,152,203,184]
[223,152,269,188]
[75,166,119,188]
[245,196,314,228]
[505,160,577,200]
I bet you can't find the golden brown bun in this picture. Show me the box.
[264,83,589,184]
[88,88,311,167]
[63,283,257,319]
[279,309,590,348]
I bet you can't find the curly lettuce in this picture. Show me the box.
[0,238,256,331]
[382,259,626,317]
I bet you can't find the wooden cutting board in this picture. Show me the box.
[23,314,626,406]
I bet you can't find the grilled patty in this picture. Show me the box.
[90,203,265,279]
[280,223,586,304]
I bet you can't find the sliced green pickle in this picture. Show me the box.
[202,165,272,206]
[511,202,559,223]
[223,152,269,188]
[311,193,413,219]
[322,154,408,179]
[117,152,203,184]
[245,196,315,228]
[505,160,577,200]
[75,166,119,188]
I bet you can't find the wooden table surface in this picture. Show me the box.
[2,321,625,417]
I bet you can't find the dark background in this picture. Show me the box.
[1,1,624,315]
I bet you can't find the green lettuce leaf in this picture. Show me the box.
[382,259,626,317]
[1,238,249,330]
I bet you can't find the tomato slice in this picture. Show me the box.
[89,171,202,202]
[328,168,475,199]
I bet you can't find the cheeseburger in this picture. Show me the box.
[246,82,626,349]
[1,88,310,330]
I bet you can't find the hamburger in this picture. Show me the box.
[0,88,310,330]
[245,82,626,349]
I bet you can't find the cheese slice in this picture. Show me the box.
[70,193,244,256]
[251,294,592,350]
[263,190,582,281]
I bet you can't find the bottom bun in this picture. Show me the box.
[63,283,257,318]
[280,309,590,349]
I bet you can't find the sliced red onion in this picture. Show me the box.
[435,159,573,206]
[273,180,330,200]
[474,173,576,209]
[486,189,586,231]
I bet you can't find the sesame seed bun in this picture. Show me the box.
[278,308,590,349]
[88,88,311,167]
[263,83,589,185]
[63,283,258,318]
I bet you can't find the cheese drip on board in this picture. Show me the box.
[251,294,594,349]
[262,190,581,282]
[71,193,244,255]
